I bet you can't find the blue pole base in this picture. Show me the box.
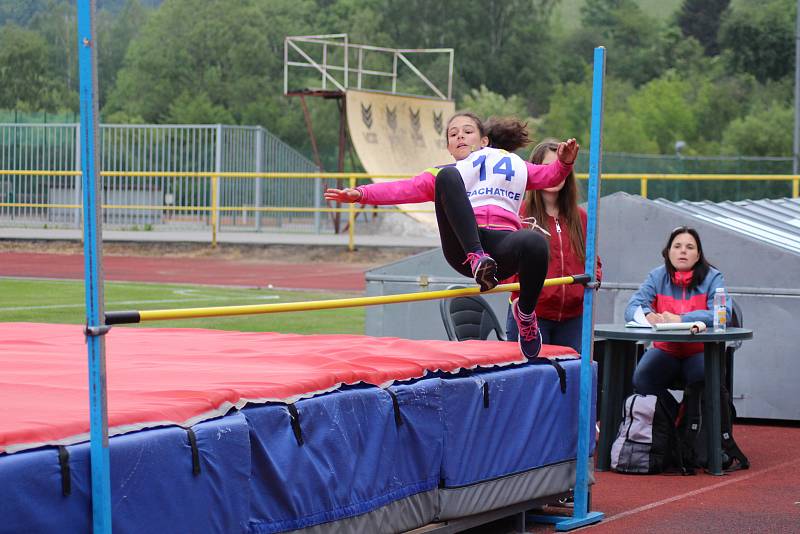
[527,511,605,531]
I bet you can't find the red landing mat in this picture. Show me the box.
[0,323,575,454]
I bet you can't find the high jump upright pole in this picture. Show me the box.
[567,45,606,530]
[547,45,606,532]
[77,0,112,531]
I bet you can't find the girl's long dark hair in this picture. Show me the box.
[523,139,585,263]
[661,226,713,291]
[485,117,530,152]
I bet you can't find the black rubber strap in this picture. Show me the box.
[186,428,201,476]
[534,358,567,394]
[287,404,304,446]
[58,446,71,496]
[550,359,567,394]
[386,389,403,427]
[483,382,490,408]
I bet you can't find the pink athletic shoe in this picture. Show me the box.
[512,298,542,358]
[464,252,498,292]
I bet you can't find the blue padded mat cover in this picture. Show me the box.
[0,413,251,534]
[245,381,442,534]
[440,360,596,488]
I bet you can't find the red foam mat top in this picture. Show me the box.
[0,323,575,454]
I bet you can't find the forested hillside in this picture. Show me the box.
[0,0,795,170]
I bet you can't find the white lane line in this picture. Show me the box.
[0,295,279,312]
[602,457,800,523]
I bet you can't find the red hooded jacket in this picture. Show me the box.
[509,207,602,321]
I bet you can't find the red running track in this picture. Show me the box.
[471,422,800,534]
[0,251,370,291]
[584,422,800,534]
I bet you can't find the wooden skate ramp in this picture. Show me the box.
[346,89,455,228]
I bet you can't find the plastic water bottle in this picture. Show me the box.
[713,288,727,332]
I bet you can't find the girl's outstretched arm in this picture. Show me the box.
[325,170,437,205]
[324,188,362,203]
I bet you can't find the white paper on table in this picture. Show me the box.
[625,305,652,328]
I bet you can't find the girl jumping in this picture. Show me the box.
[324,112,579,358]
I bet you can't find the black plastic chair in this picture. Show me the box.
[439,285,507,342]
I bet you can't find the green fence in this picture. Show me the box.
[574,152,794,202]
[0,109,79,124]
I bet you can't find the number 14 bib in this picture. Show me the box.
[454,147,528,213]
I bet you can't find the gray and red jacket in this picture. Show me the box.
[625,265,731,357]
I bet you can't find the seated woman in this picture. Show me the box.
[625,226,731,396]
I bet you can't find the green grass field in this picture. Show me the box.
[0,278,365,335]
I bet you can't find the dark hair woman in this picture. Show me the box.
[661,226,712,292]
[625,227,730,396]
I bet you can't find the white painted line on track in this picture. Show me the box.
[602,457,800,524]
[0,294,280,312]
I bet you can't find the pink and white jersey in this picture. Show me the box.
[454,147,528,214]
[356,146,571,231]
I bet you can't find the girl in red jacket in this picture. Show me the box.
[505,139,602,353]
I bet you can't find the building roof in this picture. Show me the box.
[654,197,800,255]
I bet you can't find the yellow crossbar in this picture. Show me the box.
[105,275,589,325]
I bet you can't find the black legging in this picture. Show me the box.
[434,166,549,315]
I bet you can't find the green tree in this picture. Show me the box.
[658,28,708,76]
[721,103,793,157]
[676,0,729,56]
[579,0,665,87]
[718,0,795,83]
[603,111,660,153]
[0,23,62,110]
[97,0,149,109]
[29,1,78,110]
[0,0,49,26]
[690,73,756,148]
[459,85,530,122]
[540,74,638,148]
[106,0,314,122]
[164,91,234,124]
[380,0,560,114]
[628,74,697,154]
[539,77,593,143]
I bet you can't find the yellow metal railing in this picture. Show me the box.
[591,173,800,200]
[2,170,799,250]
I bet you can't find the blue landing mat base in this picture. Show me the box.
[527,511,604,530]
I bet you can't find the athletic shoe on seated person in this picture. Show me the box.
[464,252,498,292]
[512,298,542,358]
[557,491,575,508]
